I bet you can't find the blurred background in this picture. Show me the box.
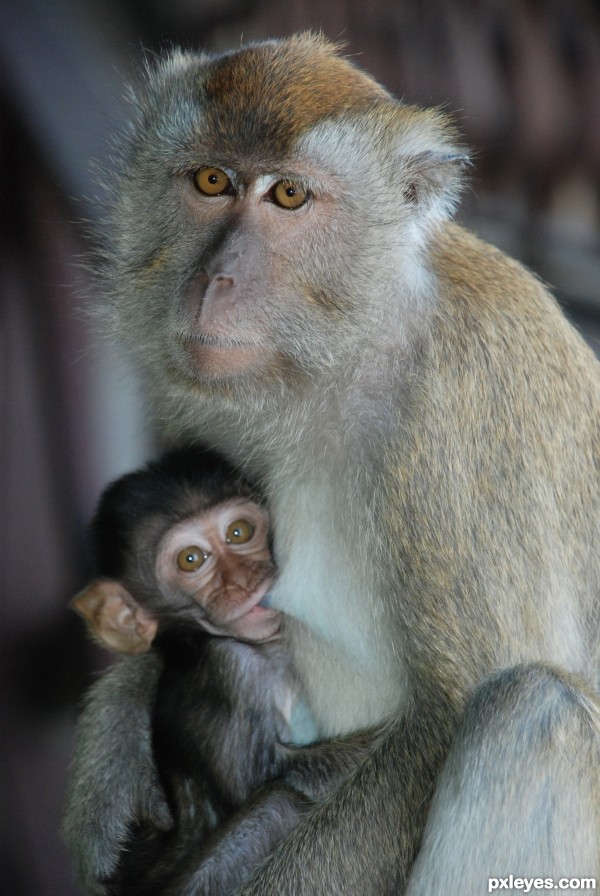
[1,0,600,892]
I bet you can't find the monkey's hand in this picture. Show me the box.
[155,784,311,896]
[62,653,172,894]
[232,695,458,896]
[155,727,381,896]
[154,728,385,895]
[280,725,382,801]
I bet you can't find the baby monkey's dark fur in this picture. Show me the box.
[84,448,371,896]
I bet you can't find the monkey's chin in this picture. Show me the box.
[179,338,270,380]
[224,579,281,642]
[226,606,283,643]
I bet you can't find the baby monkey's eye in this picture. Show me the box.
[177,546,208,571]
[193,167,232,196]
[225,519,255,544]
[272,180,308,210]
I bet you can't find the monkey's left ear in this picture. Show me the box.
[70,579,159,655]
[400,150,471,218]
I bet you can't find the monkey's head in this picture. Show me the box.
[71,447,279,653]
[104,33,467,425]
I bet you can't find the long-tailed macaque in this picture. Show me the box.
[70,447,368,895]
[63,33,600,895]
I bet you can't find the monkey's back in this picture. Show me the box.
[383,222,600,694]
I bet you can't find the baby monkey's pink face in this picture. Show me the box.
[156,498,279,642]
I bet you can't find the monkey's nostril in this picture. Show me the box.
[213,274,236,288]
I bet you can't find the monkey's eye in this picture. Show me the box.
[225,519,255,544]
[193,167,232,196]
[272,180,309,210]
[177,546,208,572]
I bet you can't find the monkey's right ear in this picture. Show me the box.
[400,149,471,221]
[70,580,158,655]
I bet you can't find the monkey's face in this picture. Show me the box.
[154,498,278,642]
[106,35,464,408]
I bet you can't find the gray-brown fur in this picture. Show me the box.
[64,33,600,895]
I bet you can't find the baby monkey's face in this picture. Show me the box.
[155,498,279,642]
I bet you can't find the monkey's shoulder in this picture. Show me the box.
[431,223,557,317]
[428,222,600,383]
[154,628,286,677]
[153,628,293,715]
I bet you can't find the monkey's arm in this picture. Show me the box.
[119,724,384,896]
[155,728,381,895]
[146,784,311,896]
[233,691,458,896]
[150,703,453,896]
[280,725,383,801]
[62,652,171,895]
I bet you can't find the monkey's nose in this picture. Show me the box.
[207,273,236,297]
[182,270,238,320]
[182,270,209,321]
[201,273,241,315]
[213,273,235,288]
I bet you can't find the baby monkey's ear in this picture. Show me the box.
[71,580,158,655]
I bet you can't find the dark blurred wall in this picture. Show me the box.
[0,1,599,893]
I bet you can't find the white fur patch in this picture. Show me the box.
[268,469,407,738]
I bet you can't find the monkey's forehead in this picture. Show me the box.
[138,33,390,161]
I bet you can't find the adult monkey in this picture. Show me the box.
[64,32,600,895]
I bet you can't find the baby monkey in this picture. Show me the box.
[72,447,367,896]
[73,446,281,653]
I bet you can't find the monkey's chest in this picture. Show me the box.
[269,477,405,738]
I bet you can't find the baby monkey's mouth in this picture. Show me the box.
[199,575,281,644]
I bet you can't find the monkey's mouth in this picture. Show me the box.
[176,334,268,379]
[223,576,281,642]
